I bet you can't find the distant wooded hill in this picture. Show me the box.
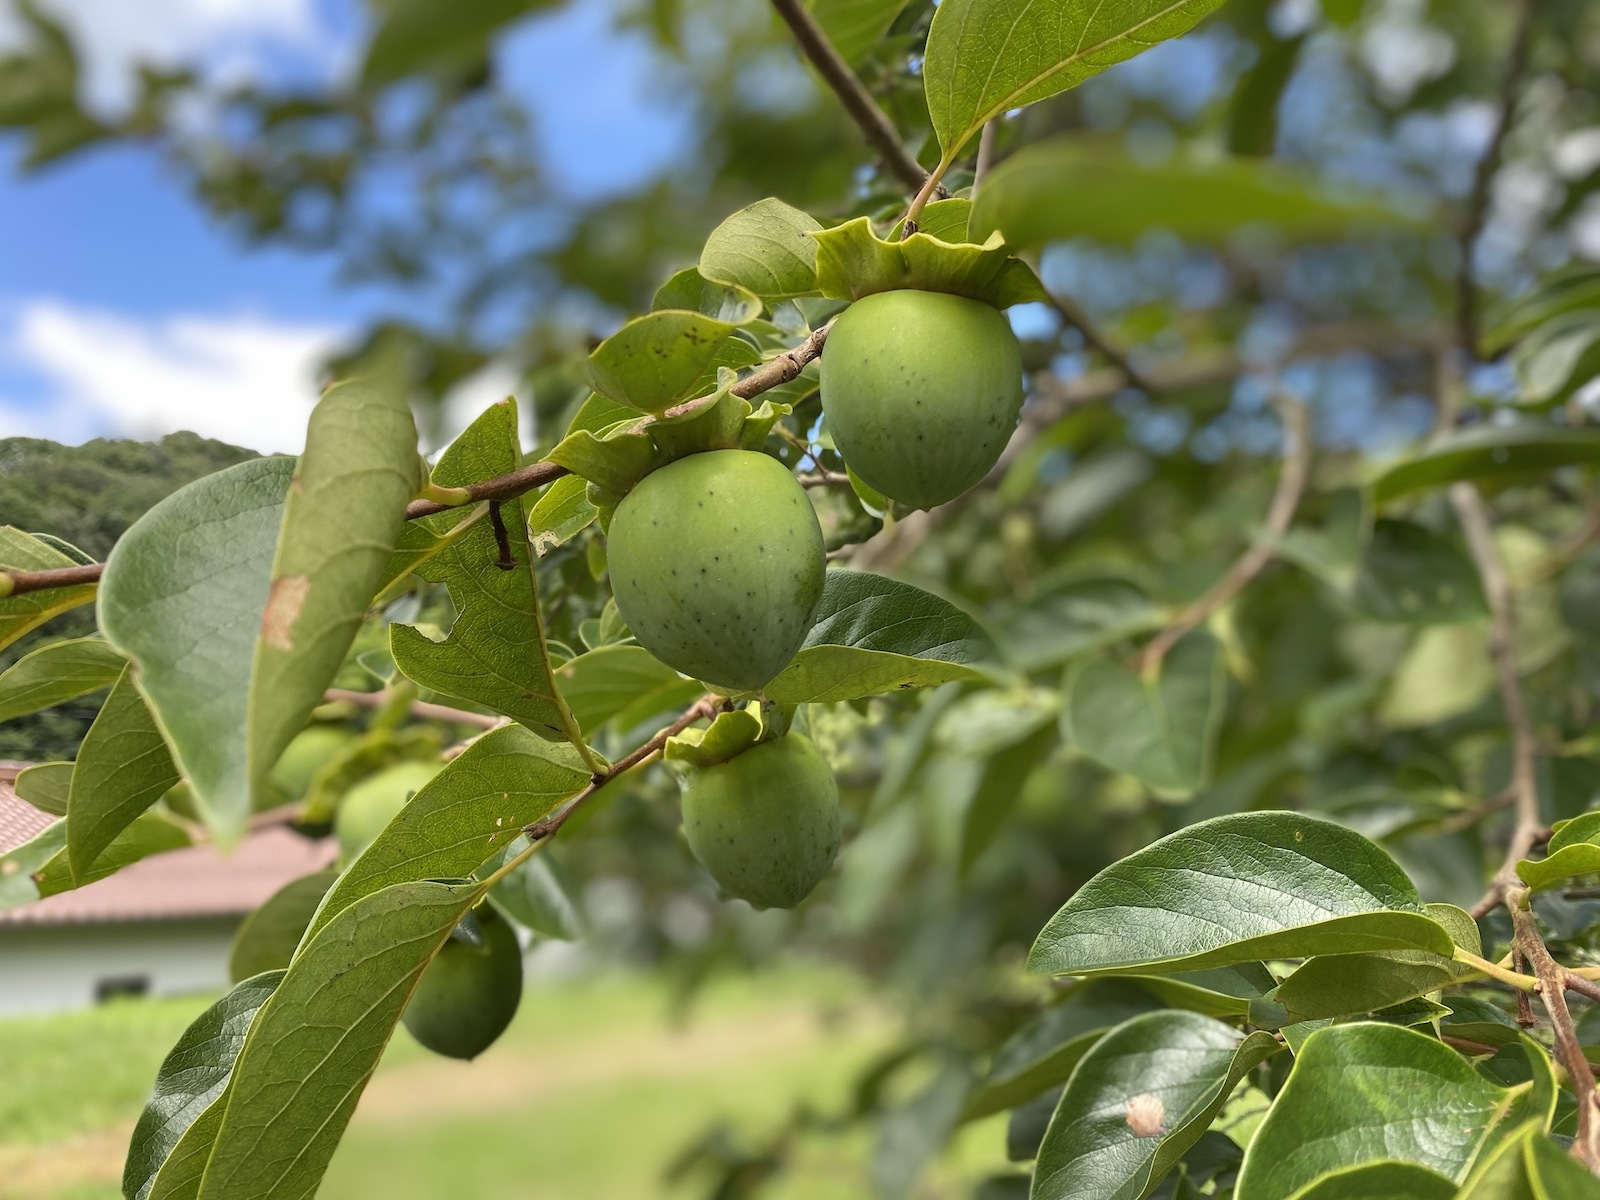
[0,433,258,760]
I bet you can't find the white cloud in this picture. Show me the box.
[0,300,345,453]
[0,0,338,112]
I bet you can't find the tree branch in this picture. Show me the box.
[322,687,505,730]
[523,695,720,841]
[1451,480,1598,1167]
[767,0,930,195]
[1135,394,1310,676]
[1515,903,1600,1162]
[1456,0,1538,359]
[1041,283,1155,395]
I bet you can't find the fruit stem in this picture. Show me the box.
[900,161,950,239]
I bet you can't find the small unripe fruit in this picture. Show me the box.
[270,725,352,800]
[403,904,523,1060]
[820,289,1024,510]
[607,450,826,691]
[334,760,441,862]
[679,733,841,909]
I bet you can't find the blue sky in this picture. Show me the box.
[0,0,694,453]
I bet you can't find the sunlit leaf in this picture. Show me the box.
[764,569,999,703]
[1031,1011,1280,1200]
[1234,1023,1509,1199]
[309,724,588,937]
[1029,812,1452,977]
[923,0,1232,162]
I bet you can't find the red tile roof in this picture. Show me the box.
[0,764,335,927]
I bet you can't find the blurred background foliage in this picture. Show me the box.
[5,0,1600,1194]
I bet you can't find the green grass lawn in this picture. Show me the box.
[0,966,1007,1199]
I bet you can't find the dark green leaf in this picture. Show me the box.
[1132,963,1279,1019]
[555,644,701,734]
[490,844,584,939]
[99,457,296,843]
[228,871,338,983]
[970,137,1401,248]
[964,981,1164,1120]
[194,880,483,1200]
[1029,812,1452,977]
[1227,34,1304,157]
[0,635,123,722]
[122,971,284,1200]
[764,569,999,703]
[923,0,1231,162]
[997,575,1161,671]
[1032,1011,1281,1200]
[1348,521,1486,624]
[309,724,588,938]
[1234,1023,1510,1198]
[1062,633,1224,797]
[361,0,558,87]
[1372,427,1600,504]
[65,664,180,879]
[1513,311,1600,407]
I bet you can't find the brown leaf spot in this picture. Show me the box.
[1125,1094,1165,1138]
[262,574,311,652]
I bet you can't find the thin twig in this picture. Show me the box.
[1565,971,1600,1006]
[1135,394,1311,675]
[0,563,102,598]
[1453,482,1543,915]
[1042,284,1156,395]
[523,696,719,841]
[1456,0,1538,359]
[767,0,929,194]
[323,687,505,730]
[1515,903,1600,1162]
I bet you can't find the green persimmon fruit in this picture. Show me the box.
[607,450,826,691]
[334,759,441,862]
[402,904,523,1061]
[679,732,841,909]
[269,725,352,800]
[819,289,1024,510]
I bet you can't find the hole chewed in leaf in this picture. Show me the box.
[262,574,311,652]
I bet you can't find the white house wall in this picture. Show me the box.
[0,918,240,1016]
